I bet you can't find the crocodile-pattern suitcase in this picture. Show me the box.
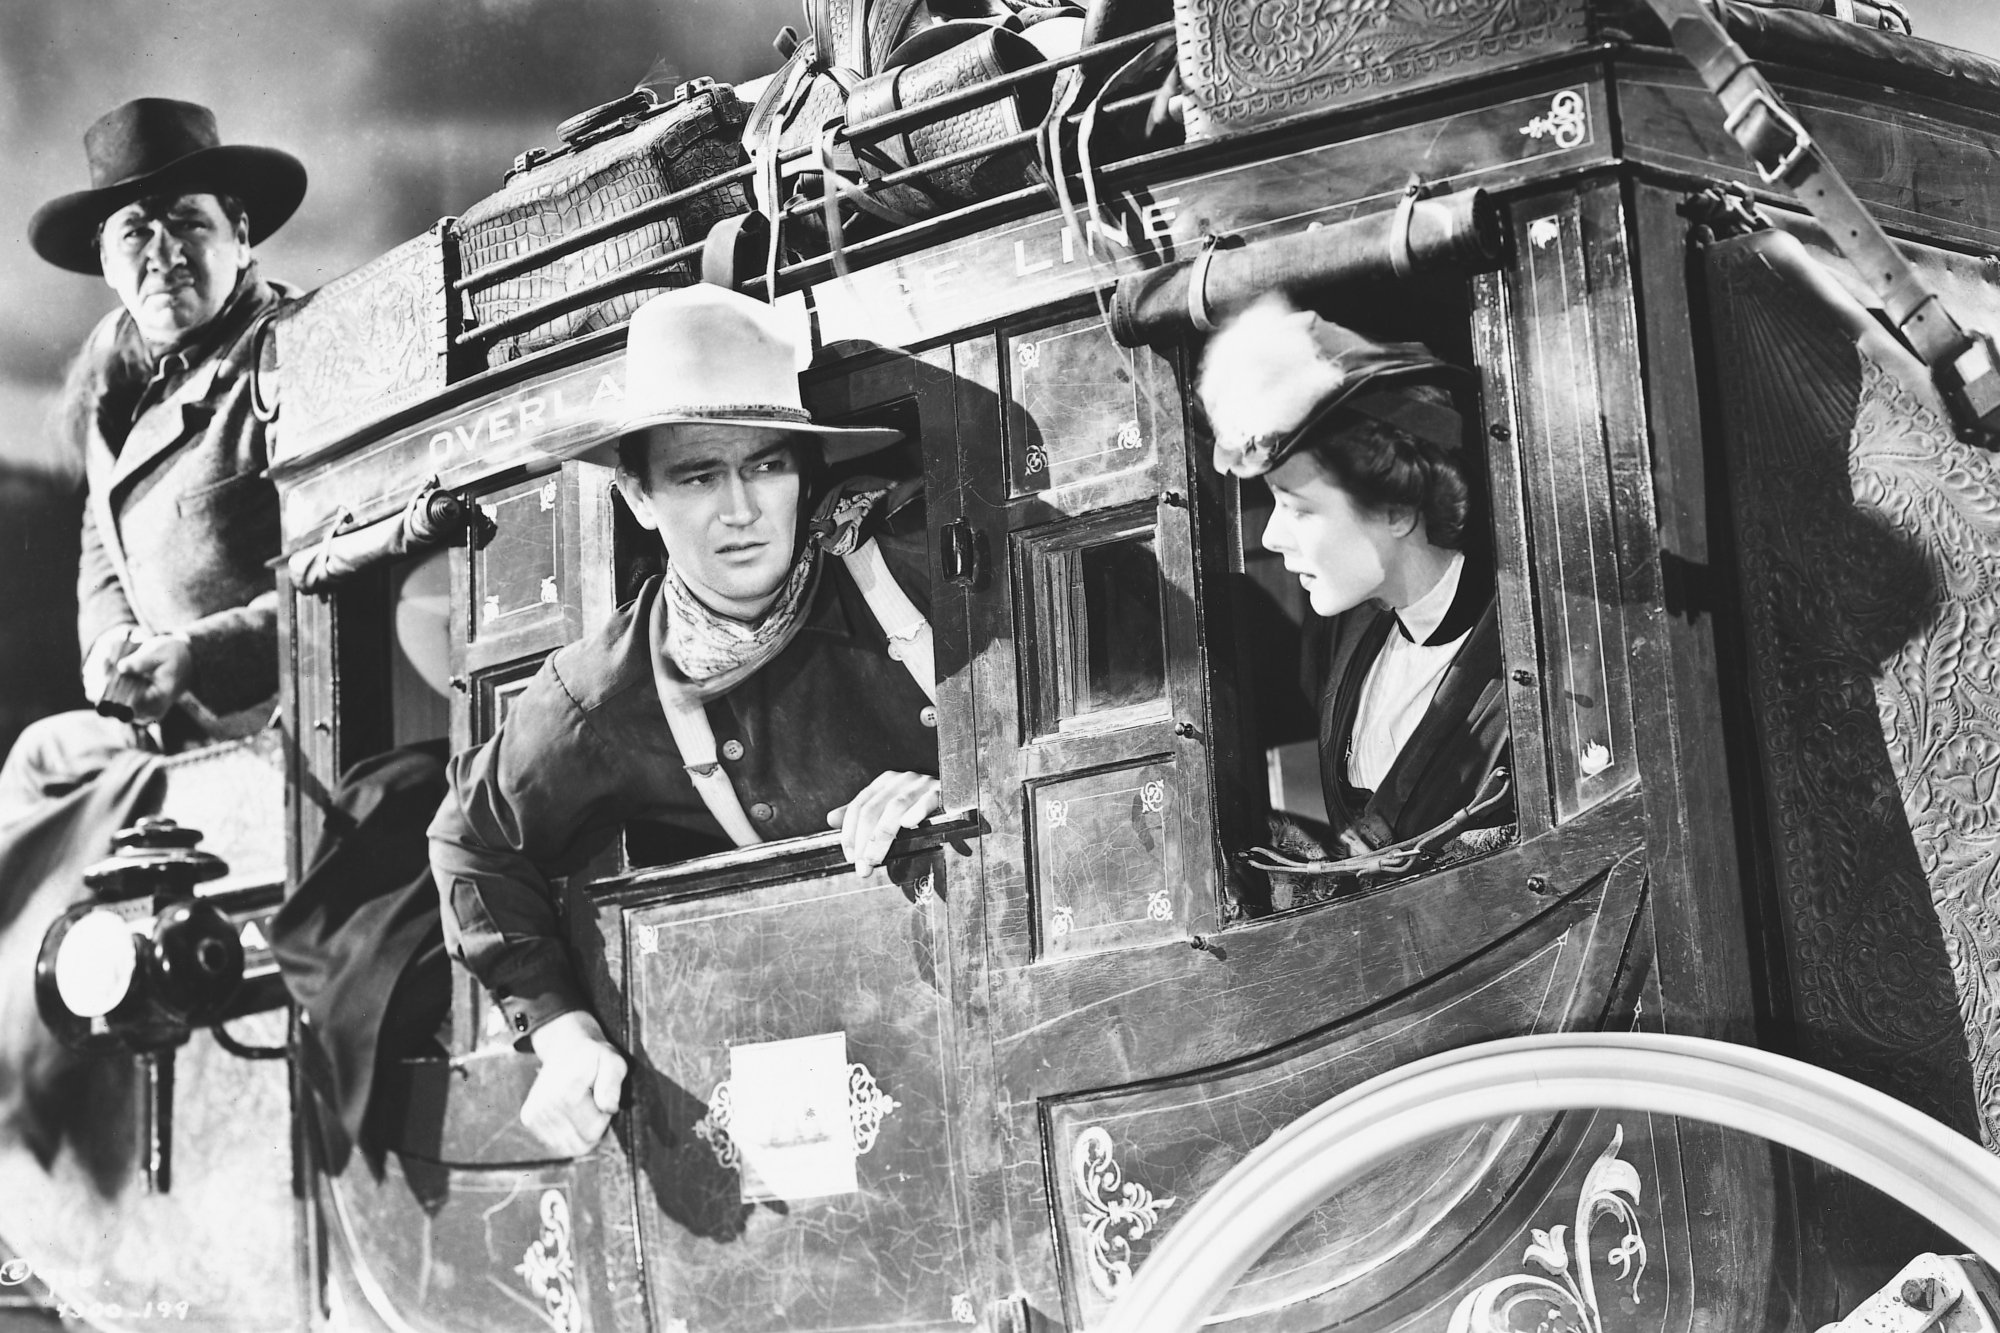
[456,79,751,366]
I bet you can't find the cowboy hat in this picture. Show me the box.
[567,285,903,468]
[29,98,307,275]
[1197,294,1470,479]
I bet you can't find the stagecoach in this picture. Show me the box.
[11,1,2000,1329]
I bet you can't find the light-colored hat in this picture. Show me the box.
[576,285,901,467]
[1197,294,1467,479]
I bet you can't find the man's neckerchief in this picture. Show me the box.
[660,480,896,700]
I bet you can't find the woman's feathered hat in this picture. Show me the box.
[1196,295,1470,478]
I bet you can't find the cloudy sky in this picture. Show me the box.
[0,0,1995,474]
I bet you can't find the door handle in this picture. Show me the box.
[940,520,984,589]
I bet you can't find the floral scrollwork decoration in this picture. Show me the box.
[514,1189,586,1333]
[1447,1125,1647,1333]
[1072,1126,1178,1298]
[1520,89,1588,150]
[848,1062,901,1154]
[692,1080,740,1171]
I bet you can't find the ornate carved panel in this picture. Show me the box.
[1705,229,1998,1277]
[268,227,451,467]
[1707,232,1993,1143]
[1173,0,1589,137]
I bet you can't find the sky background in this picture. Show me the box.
[0,0,1996,476]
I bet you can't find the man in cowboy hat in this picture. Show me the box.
[0,99,303,1181]
[1198,295,1511,864]
[1,97,307,809]
[429,285,942,1156]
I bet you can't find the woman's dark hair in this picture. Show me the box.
[1294,383,1480,552]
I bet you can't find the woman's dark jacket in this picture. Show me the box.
[1311,557,1510,849]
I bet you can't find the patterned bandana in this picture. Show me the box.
[658,483,895,699]
[661,548,819,700]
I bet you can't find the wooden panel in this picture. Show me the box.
[268,225,452,468]
[450,466,584,749]
[275,350,625,544]
[1617,61,2000,253]
[321,1156,616,1333]
[1042,851,1646,1330]
[808,77,1611,348]
[286,585,339,876]
[1502,183,1641,820]
[471,474,567,643]
[1031,757,1185,960]
[1003,314,1171,500]
[622,851,976,1332]
[1620,179,1774,1322]
[1469,274,1556,839]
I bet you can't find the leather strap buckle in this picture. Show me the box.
[1723,86,1813,185]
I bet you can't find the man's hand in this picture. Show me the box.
[522,1010,628,1157]
[82,625,141,704]
[826,770,942,875]
[102,633,195,725]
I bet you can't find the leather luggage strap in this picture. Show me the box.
[646,539,937,847]
[1639,0,2000,440]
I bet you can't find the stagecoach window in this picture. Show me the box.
[1022,513,1170,737]
[1230,441,1516,912]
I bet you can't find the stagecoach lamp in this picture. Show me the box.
[149,900,245,1023]
[53,908,138,1018]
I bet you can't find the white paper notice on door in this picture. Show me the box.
[727,1031,857,1202]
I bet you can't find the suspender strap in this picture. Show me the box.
[840,538,937,705]
[1639,0,2000,442]
[647,593,765,848]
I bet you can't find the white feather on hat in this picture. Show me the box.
[1196,294,1345,459]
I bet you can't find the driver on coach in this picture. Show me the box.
[428,286,941,1157]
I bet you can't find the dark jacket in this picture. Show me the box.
[1313,557,1509,849]
[429,526,938,1042]
[71,268,290,736]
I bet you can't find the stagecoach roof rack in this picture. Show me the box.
[263,0,2000,477]
[449,21,1176,305]
[443,3,2000,352]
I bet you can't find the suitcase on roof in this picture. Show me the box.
[454,77,752,367]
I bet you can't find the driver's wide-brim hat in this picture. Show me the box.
[1197,294,1470,479]
[29,98,308,275]
[571,284,902,468]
